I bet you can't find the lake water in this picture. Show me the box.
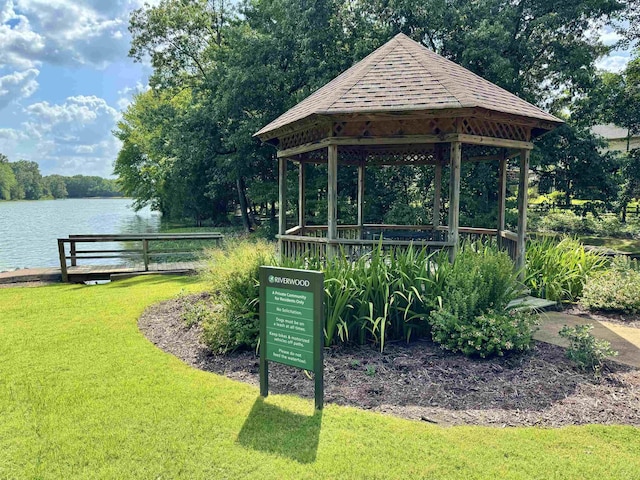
[0,198,161,271]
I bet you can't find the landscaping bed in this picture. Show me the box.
[139,293,640,428]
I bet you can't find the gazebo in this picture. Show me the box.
[254,34,563,270]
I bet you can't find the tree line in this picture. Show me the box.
[0,154,121,201]
[115,0,640,230]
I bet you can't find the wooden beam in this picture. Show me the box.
[357,160,365,239]
[516,149,530,276]
[497,151,508,245]
[433,162,442,227]
[277,139,330,158]
[298,162,305,229]
[327,144,338,258]
[327,134,459,147]
[278,157,287,260]
[457,133,533,150]
[448,141,462,258]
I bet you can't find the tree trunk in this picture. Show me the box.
[236,176,252,232]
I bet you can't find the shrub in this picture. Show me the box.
[580,256,640,314]
[525,237,606,302]
[430,308,538,358]
[199,239,276,353]
[559,324,618,376]
[428,243,535,358]
[181,298,215,328]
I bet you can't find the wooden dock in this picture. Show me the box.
[56,233,222,282]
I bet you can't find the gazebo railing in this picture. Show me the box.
[279,225,519,263]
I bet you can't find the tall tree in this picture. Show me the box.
[0,154,17,200]
[9,160,44,200]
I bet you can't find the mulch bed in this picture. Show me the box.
[139,293,640,427]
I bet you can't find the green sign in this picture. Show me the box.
[259,266,324,409]
[265,287,314,369]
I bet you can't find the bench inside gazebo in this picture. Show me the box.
[255,34,562,270]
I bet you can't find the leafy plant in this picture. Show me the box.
[525,237,606,302]
[559,324,618,376]
[580,256,640,314]
[199,239,276,353]
[430,308,538,358]
[181,299,214,328]
[428,243,534,358]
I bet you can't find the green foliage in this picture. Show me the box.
[529,210,636,238]
[580,256,640,314]
[9,160,43,200]
[0,153,118,201]
[525,237,607,302]
[532,124,620,209]
[430,309,538,359]
[180,298,215,328]
[428,243,534,358]
[200,239,276,353]
[559,324,618,376]
[321,243,444,350]
[0,160,17,200]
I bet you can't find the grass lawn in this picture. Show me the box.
[0,277,638,479]
[580,236,640,255]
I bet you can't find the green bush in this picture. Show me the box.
[580,256,640,314]
[430,308,538,358]
[181,298,215,328]
[428,243,535,358]
[525,237,606,302]
[199,239,276,353]
[558,324,618,376]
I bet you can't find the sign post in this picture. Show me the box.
[259,266,324,410]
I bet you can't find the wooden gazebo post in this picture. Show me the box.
[278,157,287,260]
[327,144,338,258]
[516,149,530,275]
[357,159,365,239]
[448,141,462,257]
[497,150,508,248]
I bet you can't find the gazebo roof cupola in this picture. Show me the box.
[255,33,562,149]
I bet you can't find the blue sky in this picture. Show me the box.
[0,1,635,178]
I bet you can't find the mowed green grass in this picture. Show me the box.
[0,277,638,479]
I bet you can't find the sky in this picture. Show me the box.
[0,1,635,179]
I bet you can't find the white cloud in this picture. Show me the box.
[116,81,148,110]
[0,68,38,109]
[596,54,631,73]
[17,95,121,176]
[0,1,152,70]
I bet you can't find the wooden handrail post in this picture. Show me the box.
[143,239,149,271]
[70,240,77,267]
[57,239,68,283]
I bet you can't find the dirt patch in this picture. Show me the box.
[139,294,640,427]
[564,305,640,329]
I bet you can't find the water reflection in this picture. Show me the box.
[0,198,161,270]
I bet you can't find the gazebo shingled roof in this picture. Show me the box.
[256,33,562,141]
[255,33,563,272]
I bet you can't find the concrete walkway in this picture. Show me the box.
[535,311,640,368]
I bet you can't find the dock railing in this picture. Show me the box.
[57,233,223,282]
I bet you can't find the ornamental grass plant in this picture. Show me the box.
[525,237,606,302]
